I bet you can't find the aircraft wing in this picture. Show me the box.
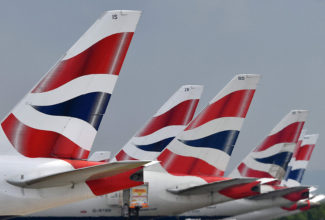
[310,194,325,205]
[7,160,150,188]
[167,178,258,195]
[248,186,309,200]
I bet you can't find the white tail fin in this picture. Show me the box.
[283,133,318,187]
[157,74,260,180]
[88,151,112,162]
[113,85,203,161]
[230,110,308,180]
[0,10,141,159]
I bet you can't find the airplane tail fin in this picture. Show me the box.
[283,133,318,187]
[88,151,112,162]
[229,110,308,180]
[0,10,141,159]
[157,74,260,180]
[113,85,203,161]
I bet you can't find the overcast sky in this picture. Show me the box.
[0,0,324,187]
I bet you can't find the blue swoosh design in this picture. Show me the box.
[178,130,239,155]
[284,165,292,181]
[287,168,305,183]
[32,92,111,130]
[135,137,174,152]
[255,151,293,169]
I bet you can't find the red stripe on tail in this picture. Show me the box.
[32,32,134,93]
[137,99,199,137]
[185,90,255,131]
[292,139,303,159]
[1,113,89,159]
[237,163,274,178]
[158,149,224,181]
[254,122,305,152]
[115,150,137,161]
[295,144,315,161]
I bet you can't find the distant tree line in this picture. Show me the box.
[276,203,325,220]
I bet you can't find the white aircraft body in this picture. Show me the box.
[229,194,324,220]
[0,10,151,217]
[231,133,324,220]
[26,74,262,218]
[25,83,203,218]
[177,110,309,219]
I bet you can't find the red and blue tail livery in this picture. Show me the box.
[0,10,141,160]
[230,110,308,180]
[158,74,260,179]
[114,85,203,161]
[0,10,154,217]
[283,133,318,187]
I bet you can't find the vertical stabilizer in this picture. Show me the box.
[230,110,308,180]
[114,85,203,161]
[158,74,260,178]
[283,133,318,187]
[88,151,112,162]
[0,10,141,159]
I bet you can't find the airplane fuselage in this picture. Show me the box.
[29,164,258,218]
[0,155,94,216]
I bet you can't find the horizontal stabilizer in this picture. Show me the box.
[7,160,150,188]
[249,186,309,200]
[167,178,257,195]
[309,186,318,193]
[310,194,325,205]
